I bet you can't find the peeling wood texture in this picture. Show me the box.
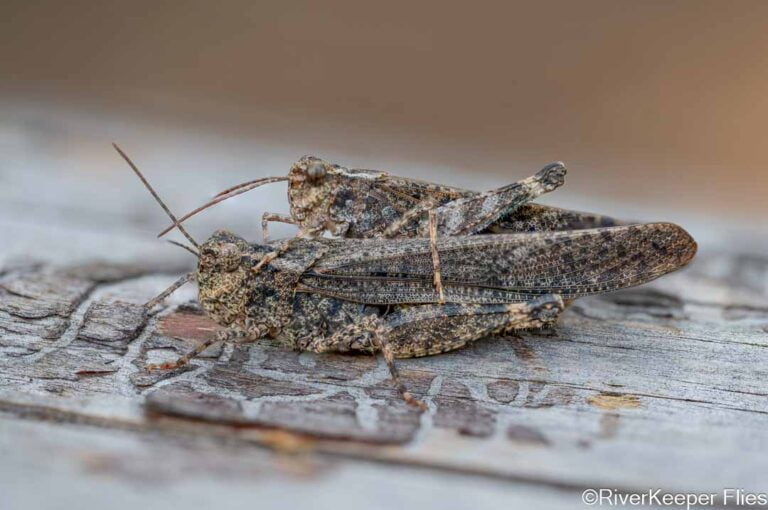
[1,216,767,509]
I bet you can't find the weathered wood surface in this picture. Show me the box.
[1,113,767,508]
[2,232,767,509]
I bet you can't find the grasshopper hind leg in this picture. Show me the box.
[382,296,564,358]
[373,326,428,410]
[307,295,564,409]
[306,314,427,409]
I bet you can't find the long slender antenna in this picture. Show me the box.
[156,176,288,238]
[167,240,200,258]
[212,176,287,198]
[112,143,200,249]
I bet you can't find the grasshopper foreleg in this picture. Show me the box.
[381,197,440,238]
[146,322,266,372]
[252,238,296,273]
[146,328,237,371]
[261,212,296,243]
[254,225,324,273]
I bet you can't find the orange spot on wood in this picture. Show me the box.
[158,311,224,341]
[587,392,641,410]
[261,430,316,453]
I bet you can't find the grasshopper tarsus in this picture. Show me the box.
[402,391,428,411]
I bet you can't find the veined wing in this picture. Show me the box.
[297,223,697,304]
[492,203,628,233]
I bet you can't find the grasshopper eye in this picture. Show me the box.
[218,242,238,258]
[306,162,327,182]
[201,242,241,272]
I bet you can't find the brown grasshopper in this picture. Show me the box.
[115,145,698,408]
[158,156,626,242]
[157,156,625,301]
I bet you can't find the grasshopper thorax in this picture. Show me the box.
[287,155,389,238]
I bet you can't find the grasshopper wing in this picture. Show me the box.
[299,223,697,304]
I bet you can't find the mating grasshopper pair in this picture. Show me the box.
[115,146,697,408]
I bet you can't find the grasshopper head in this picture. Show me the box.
[290,155,330,184]
[196,230,267,328]
[287,156,348,236]
[198,230,255,273]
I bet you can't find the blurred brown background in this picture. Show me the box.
[1,0,766,259]
[2,4,768,509]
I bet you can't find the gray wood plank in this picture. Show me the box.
[0,247,766,498]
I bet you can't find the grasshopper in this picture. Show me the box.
[115,145,697,408]
[158,156,627,242]
[157,156,624,301]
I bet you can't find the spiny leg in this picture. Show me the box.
[307,315,426,410]
[428,210,445,304]
[381,163,565,240]
[307,297,564,407]
[381,201,443,300]
[261,212,296,243]
[371,325,427,410]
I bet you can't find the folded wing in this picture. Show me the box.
[297,223,697,304]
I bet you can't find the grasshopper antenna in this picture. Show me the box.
[167,240,199,258]
[213,177,287,198]
[156,176,288,238]
[112,143,200,249]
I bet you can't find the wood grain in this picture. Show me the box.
[1,243,767,502]
[0,168,766,509]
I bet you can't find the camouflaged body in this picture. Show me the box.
[195,224,696,358]
[286,156,623,239]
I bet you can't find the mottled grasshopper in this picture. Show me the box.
[115,145,697,408]
[158,156,625,301]
[158,156,626,242]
